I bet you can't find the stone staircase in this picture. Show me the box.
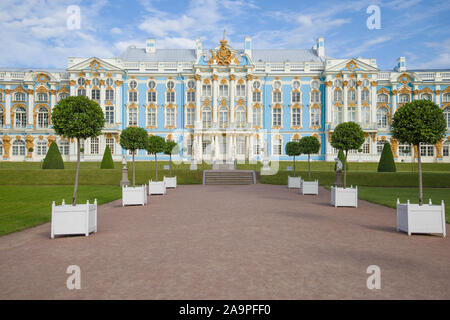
[203,170,256,185]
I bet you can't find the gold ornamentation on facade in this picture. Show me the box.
[398,86,411,94]
[5,89,11,94]
[435,90,441,95]
[325,81,332,87]
[413,90,418,95]
[27,89,34,95]
[99,80,105,86]
[25,135,34,158]
[346,60,357,70]
[413,145,418,158]
[89,60,100,70]
[47,135,56,147]
[328,132,332,142]
[420,87,433,94]
[371,81,378,87]
[436,140,443,158]
[106,73,113,77]
[443,86,450,93]
[69,80,76,86]
[115,80,123,86]
[398,73,411,85]
[13,86,27,93]
[246,74,253,81]
[371,132,376,142]
[208,38,237,66]
[220,98,227,107]
[202,99,211,107]
[356,80,362,87]
[85,79,91,86]
[229,74,236,81]
[211,75,218,81]
[391,90,397,95]
[50,90,56,95]
[220,79,228,85]
[342,81,348,87]
[36,86,49,93]
[194,74,201,81]
[2,135,11,158]
[377,87,389,94]
[390,138,398,158]
[77,72,85,77]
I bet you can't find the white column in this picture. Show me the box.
[343,83,348,122]
[115,84,122,126]
[5,86,11,127]
[212,76,218,126]
[230,77,235,126]
[249,134,254,161]
[413,85,419,100]
[356,83,362,123]
[195,77,201,128]
[371,83,377,127]
[325,80,331,125]
[27,87,34,126]
[100,83,106,113]
[69,80,76,96]
[392,92,397,114]
[50,86,56,109]
[247,78,253,127]
[435,86,441,105]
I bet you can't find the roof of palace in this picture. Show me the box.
[119,48,197,62]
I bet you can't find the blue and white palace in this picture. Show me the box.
[1,36,450,163]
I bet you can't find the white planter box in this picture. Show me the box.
[164,176,177,188]
[301,180,319,195]
[288,176,301,189]
[331,186,358,207]
[122,185,147,206]
[148,180,166,195]
[51,199,97,239]
[396,199,446,237]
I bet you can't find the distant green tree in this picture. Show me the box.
[285,141,302,176]
[331,122,365,188]
[147,135,165,181]
[391,100,446,204]
[100,145,114,169]
[42,142,64,169]
[163,140,179,177]
[299,136,321,180]
[119,127,148,186]
[52,95,104,205]
[377,142,396,172]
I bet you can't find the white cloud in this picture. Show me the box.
[111,27,123,35]
[342,36,392,58]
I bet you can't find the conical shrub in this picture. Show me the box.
[100,145,114,169]
[42,142,64,169]
[377,142,396,172]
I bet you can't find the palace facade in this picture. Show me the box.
[1,37,449,163]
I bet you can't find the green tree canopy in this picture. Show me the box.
[377,142,396,172]
[100,145,114,169]
[163,140,179,177]
[331,122,365,188]
[119,127,148,186]
[42,142,64,169]
[285,141,301,176]
[391,100,446,204]
[147,135,166,181]
[299,136,321,180]
[52,96,104,205]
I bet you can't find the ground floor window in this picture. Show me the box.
[443,141,450,157]
[361,138,370,154]
[106,138,114,154]
[59,141,69,155]
[420,144,434,157]
[377,140,387,154]
[36,141,47,156]
[237,137,246,155]
[12,140,25,156]
[254,143,260,155]
[90,137,99,154]
[348,107,356,122]
[272,138,282,156]
[398,144,411,157]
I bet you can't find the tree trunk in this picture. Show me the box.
[417,145,423,205]
[308,153,311,180]
[344,150,348,188]
[293,156,296,176]
[132,151,135,187]
[72,138,81,206]
[155,154,158,181]
[169,154,172,176]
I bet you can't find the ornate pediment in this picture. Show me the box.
[208,37,239,66]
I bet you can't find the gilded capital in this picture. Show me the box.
[5,89,11,94]
[391,90,397,95]
[356,80,362,87]
[115,80,123,86]
[229,74,236,81]
[211,75,218,81]
[325,81,332,87]
[99,80,105,86]
[435,90,441,95]
[246,74,253,81]
[194,74,201,81]
[27,89,34,95]
[69,80,76,86]
[342,80,348,87]
[371,81,378,87]
[413,90,419,95]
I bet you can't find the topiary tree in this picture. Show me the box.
[299,136,321,180]
[285,141,302,176]
[52,96,105,205]
[163,140,179,177]
[119,127,148,186]
[377,142,396,172]
[331,122,365,188]
[334,149,349,171]
[100,145,114,169]
[147,135,165,181]
[42,141,64,169]
[391,100,446,205]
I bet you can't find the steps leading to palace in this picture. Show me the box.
[203,170,255,185]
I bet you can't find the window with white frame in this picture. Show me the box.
[90,137,99,154]
[36,141,47,156]
[166,91,175,103]
[147,107,156,127]
[398,144,411,157]
[128,107,137,126]
[310,108,320,127]
[237,136,246,155]
[37,107,49,128]
[167,81,175,90]
[273,91,282,103]
[202,84,212,97]
[58,93,69,102]
[92,78,99,86]
[334,89,342,102]
[91,89,100,101]
[129,80,137,89]
[253,142,260,155]
[443,93,450,103]
[236,84,245,97]
[14,92,26,101]
[348,90,356,103]
[291,107,301,127]
[148,80,156,89]
[106,138,115,154]
[186,138,193,155]
[273,81,281,90]
[292,80,301,90]
[105,89,114,101]
[129,91,137,102]
[202,107,212,128]
[187,80,195,90]
[443,141,450,157]
[291,91,301,103]
[77,88,86,96]
[272,137,282,155]
[0,108,3,127]
[334,106,343,124]
[420,143,434,157]
[362,106,370,125]
[377,93,389,103]
[58,140,69,155]
[218,107,228,128]
[348,106,356,122]
[348,79,356,88]
[311,80,319,90]
[187,91,195,103]
[15,107,27,128]
[253,107,261,127]
[310,91,320,103]
[361,138,370,154]
[186,108,195,126]
[444,107,450,128]
[77,77,85,86]
[399,94,410,103]
[272,108,281,127]
[253,91,261,102]
[377,140,387,154]
[12,140,25,156]
[105,106,114,124]
[219,84,228,97]
[147,91,156,103]
[0,141,2,156]
[334,79,342,87]
[253,81,261,90]
[377,107,389,129]
[361,90,370,102]
[106,78,114,86]
[37,93,48,102]
[0,92,3,101]
[166,108,175,127]
[236,107,246,128]
[421,93,432,101]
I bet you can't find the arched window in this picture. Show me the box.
[37,93,48,102]
[147,107,156,127]
[334,89,342,102]
[253,106,261,127]
[166,81,174,90]
[202,107,212,128]
[129,80,137,89]
[236,84,245,97]
[90,137,99,154]
[252,91,261,102]
[14,92,26,101]
[236,107,246,128]
[377,94,389,103]
[165,107,175,127]
[443,93,450,103]
[147,90,156,103]
[37,107,49,128]
[361,90,370,102]
[58,140,70,155]
[128,107,137,126]
[202,84,212,97]
[218,107,228,128]
[77,77,85,86]
[77,88,86,96]
[272,137,282,156]
[348,90,356,103]
[334,106,343,124]
[219,84,228,97]
[36,141,47,156]
[291,106,301,126]
[186,107,195,126]
[399,94,410,103]
[106,78,114,86]
[348,106,356,122]
[361,138,370,154]
[105,89,114,101]
[15,106,27,128]
[186,91,195,103]
[92,78,99,86]
[310,108,320,127]
[166,91,175,103]
[377,107,389,129]
[334,79,342,87]
[272,91,282,103]
[12,140,25,156]
[444,107,450,128]
[311,80,319,90]
[105,106,114,124]
[362,106,370,125]
[272,108,282,127]
[421,93,432,101]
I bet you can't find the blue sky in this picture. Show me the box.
[1,0,449,70]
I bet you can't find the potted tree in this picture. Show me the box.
[285,141,302,189]
[299,136,320,195]
[163,140,178,188]
[330,122,365,207]
[50,96,104,238]
[391,100,447,237]
[119,127,148,206]
[147,135,166,195]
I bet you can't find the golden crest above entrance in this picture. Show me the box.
[208,33,239,66]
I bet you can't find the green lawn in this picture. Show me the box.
[358,187,450,223]
[0,185,121,236]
